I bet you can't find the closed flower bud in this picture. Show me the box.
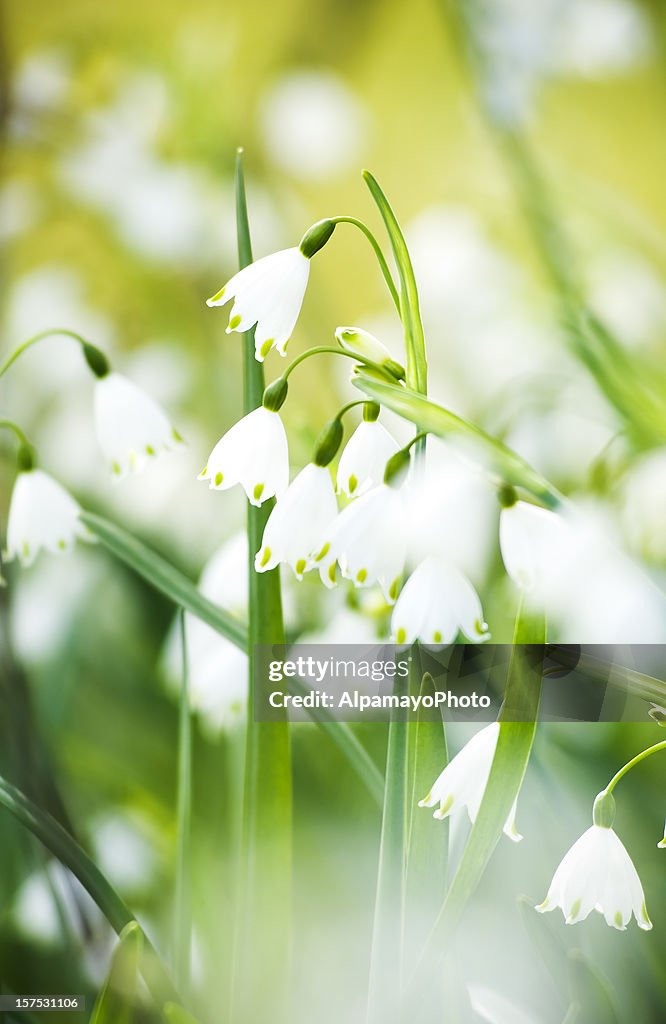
[335,326,405,379]
[313,417,344,468]
[299,219,336,259]
[262,377,289,412]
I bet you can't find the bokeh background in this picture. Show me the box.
[1,0,665,1021]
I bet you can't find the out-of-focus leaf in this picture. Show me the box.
[163,1003,202,1023]
[90,922,143,1024]
[568,949,620,1024]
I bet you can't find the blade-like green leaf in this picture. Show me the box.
[568,950,620,1024]
[354,375,562,508]
[407,604,545,996]
[163,1003,202,1024]
[90,922,143,1024]
[0,774,178,1004]
[81,511,383,805]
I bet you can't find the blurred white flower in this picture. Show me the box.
[94,371,183,478]
[419,722,522,841]
[260,70,366,182]
[255,463,337,583]
[13,861,100,947]
[391,556,489,646]
[587,251,666,349]
[207,247,309,360]
[163,533,249,735]
[91,815,157,896]
[555,0,651,77]
[199,407,289,506]
[336,419,399,498]
[536,824,651,930]
[327,483,406,602]
[621,448,666,565]
[5,469,91,567]
[499,500,565,591]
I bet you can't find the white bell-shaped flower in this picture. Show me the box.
[5,470,91,567]
[326,483,406,602]
[536,824,652,930]
[336,420,399,498]
[207,247,310,360]
[499,500,565,591]
[335,326,405,378]
[255,463,337,583]
[199,407,289,506]
[391,556,490,645]
[94,372,183,478]
[419,722,522,842]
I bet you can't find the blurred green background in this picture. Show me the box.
[1,0,666,1021]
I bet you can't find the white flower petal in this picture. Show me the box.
[336,420,399,498]
[499,501,565,592]
[200,407,289,505]
[327,484,405,602]
[255,463,338,579]
[94,372,182,478]
[5,470,91,566]
[207,247,309,360]
[391,556,490,646]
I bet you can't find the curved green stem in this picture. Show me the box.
[282,344,393,382]
[605,740,666,795]
[331,215,400,311]
[0,328,108,379]
[0,419,32,448]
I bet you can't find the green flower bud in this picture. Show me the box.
[82,343,110,379]
[262,377,289,412]
[593,789,616,829]
[384,447,411,487]
[313,417,344,467]
[336,326,405,380]
[299,219,336,259]
[363,401,380,422]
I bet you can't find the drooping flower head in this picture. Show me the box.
[391,555,490,646]
[419,722,522,842]
[199,406,289,506]
[5,469,92,567]
[536,824,652,931]
[499,498,565,591]
[336,416,399,498]
[206,220,335,361]
[94,371,184,478]
[255,463,338,583]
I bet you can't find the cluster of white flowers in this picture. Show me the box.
[3,360,182,567]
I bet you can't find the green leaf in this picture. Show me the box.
[80,512,246,648]
[407,603,545,994]
[363,170,427,396]
[568,950,620,1024]
[82,510,384,806]
[0,774,179,1005]
[353,375,562,509]
[90,922,143,1024]
[163,1003,202,1024]
[173,611,192,997]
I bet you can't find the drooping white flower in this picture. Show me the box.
[336,420,399,498]
[199,406,289,506]
[325,483,406,602]
[94,371,183,478]
[391,556,490,646]
[255,463,337,583]
[419,722,522,842]
[536,824,652,930]
[5,470,91,567]
[499,500,565,591]
[207,247,310,361]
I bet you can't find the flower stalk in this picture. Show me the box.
[231,149,291,1024]
[173,610,192,999]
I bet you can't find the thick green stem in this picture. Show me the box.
[174,611,192,998]
[231,149,291,1024]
